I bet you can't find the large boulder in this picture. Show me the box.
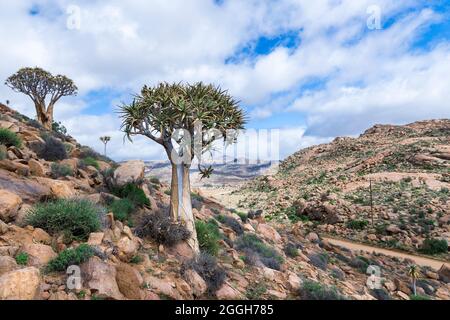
[21,244,57,267]
[0,267,41,300]
[113,160,145,187]
[216,282,243,299]
[115,262,144,300]
[35,178,75,199]
[0,189,22,222]
[80,256,124,300]
[438,264,450,283]
[28,159,46,177]
[256,223,281,243]
[143,275,182,300]
[0,256,18,276]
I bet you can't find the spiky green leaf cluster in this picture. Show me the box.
[119,82,246,149]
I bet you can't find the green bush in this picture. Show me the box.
[109,198,135,222]
[420,238,448,255]
[0,145,6,160]
[410,294,431,300]
[0,128,22,148]
[50,163,74,178]
[236,211,248,223]
[113,183,150,207]
[235,234,284,270]
[46,244,94,272]
[299,280,346,300]
[25,199,101,241]
[150,177,160,184]
[80,156,100,170]
[15,252,29,266]
[284,243,299,258]
[195,219,221,256]
[346,219,369,230]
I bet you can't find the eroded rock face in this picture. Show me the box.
[113,160,145,187]
[0,189,22,222]
[80,256,124,300]
[0,267,41,300]
[0,170,51,202]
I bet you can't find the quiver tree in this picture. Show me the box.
[5,67,77,130]
[100,136,111,156]
[120,82,245,253]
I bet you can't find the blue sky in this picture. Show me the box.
[1,0,449,160]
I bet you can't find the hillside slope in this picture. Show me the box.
[1,103,449,300]
[236,120,450,260]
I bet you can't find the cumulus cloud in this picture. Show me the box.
[0,0,448,160]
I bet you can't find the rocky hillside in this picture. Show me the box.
[1,103,449,300]
[236,120,450,260]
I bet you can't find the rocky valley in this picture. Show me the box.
[0,103,449,301]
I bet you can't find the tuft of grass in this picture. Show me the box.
[216,214,244,235]
[419,238,448,255]
[284,242,299,258]
[80,156,100,170]
[25,199,101,241]
[182,253,225,296]
[235,234,284,270]
[299,280,346,300]
[246,282,267,300]
[134,210,191,246]
[235,211,248,223]
[346,219,369,230]
[130,255,143,264]
[50,163,74,178]
[195,219,221,256]
[46,244,94,272]
[113,183,150,208]
[33,135,67,161]
[410,294,431,300]
[109,198,135,222]
[0,128,22,148]
[0,144,7,160]
[15,252,29,266]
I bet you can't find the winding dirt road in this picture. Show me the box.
[323,236,449,270]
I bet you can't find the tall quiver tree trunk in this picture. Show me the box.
[34,100,52,130]
[169,161,199,254]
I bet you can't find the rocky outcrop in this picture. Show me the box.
[113,160,145,187]
[80,257,124,300]
[0,267,41,300]
[0,189,22,222]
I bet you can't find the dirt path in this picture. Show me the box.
[324,236,449,270]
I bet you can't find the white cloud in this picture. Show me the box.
[0,0,449,160]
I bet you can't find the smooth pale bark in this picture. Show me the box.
[34,101,53,130]
[169,163,199,253]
